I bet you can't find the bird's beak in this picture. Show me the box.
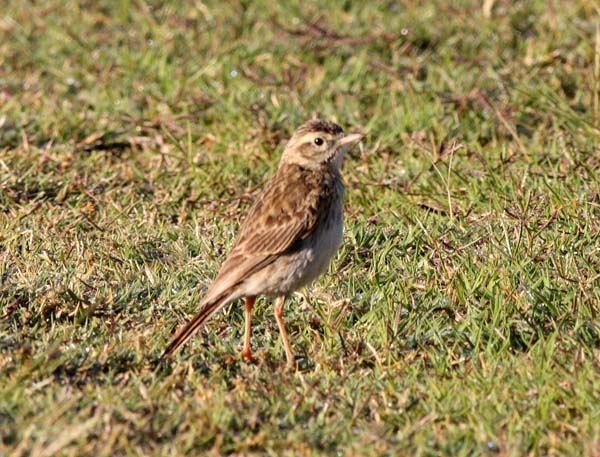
[337,133,363,147]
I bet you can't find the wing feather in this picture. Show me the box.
[207,163,335,291]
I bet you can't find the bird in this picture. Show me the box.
[160,119,363,368]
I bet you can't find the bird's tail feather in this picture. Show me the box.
[160,291,233,360]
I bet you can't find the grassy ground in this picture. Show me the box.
[1,0,599,455]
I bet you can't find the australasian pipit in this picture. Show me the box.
[161,120,363,368]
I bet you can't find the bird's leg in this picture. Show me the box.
[274,296,295,368]
[242,296,255,362]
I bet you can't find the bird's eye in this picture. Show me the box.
[314,137,324,146]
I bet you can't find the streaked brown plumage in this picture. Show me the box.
[161,119,363,367]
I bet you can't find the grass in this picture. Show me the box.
[1,0,599,454]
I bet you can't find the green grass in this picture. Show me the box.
[1,0,599,454]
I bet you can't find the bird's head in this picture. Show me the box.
[280,120,363,170]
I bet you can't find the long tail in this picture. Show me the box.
[160,291,234,361]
